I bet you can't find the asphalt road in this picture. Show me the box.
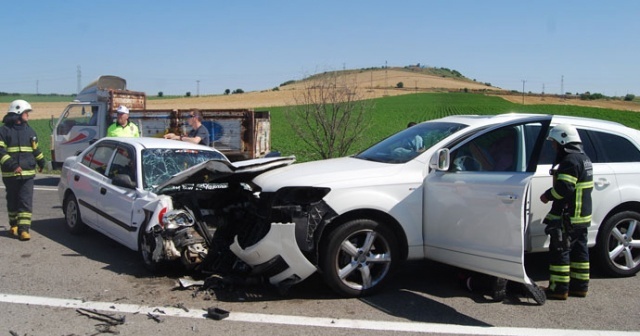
[0,175,638,336]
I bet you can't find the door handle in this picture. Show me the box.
[100,187,107,195]
[594,178,610,188]
[498,193,518,202]
[74,175,80,181]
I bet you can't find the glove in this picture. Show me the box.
[545,223,564,252]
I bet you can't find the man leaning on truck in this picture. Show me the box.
[107,106,140,137]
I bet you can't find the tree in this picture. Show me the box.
[186,91,191,97]
[224,89,230,95]
[285,71,374,160]
[396,82,404,88]
[158,91,163,97]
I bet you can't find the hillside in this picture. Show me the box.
[7,67,640,120]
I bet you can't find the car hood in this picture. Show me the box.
[253,156,407,191]
[154,156,296,193]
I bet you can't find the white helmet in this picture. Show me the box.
[547,123,581,145]
[7,99,32,115]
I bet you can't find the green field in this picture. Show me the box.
[26,92,640,164]
[265,92,640,162]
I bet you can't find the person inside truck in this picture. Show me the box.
[107,105,140,137]
[164,109,210,146]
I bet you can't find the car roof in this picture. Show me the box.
[97,137,227,158]
[435,113,631,132]
[100,136,216,150]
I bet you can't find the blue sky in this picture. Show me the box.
[2,1,638,97]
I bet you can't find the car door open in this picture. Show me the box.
[423,117,551,285]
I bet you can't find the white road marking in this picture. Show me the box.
[0,293,637,336]
[0,186,57,191]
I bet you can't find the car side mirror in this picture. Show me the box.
[112,174,136,189]
[430,148,450,171]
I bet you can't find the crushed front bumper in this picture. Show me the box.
[230,222,317,287]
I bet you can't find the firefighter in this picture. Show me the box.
[0,100,46,241]
[540,124,593,299]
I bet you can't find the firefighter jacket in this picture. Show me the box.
[0,115,46,178]
[542,143,594,227]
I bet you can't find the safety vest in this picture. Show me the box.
[107,121,140,137]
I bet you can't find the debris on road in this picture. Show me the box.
[206,307,229,320]
[76,308,125,326]
[147,312,165,323]
[178,277,205,289]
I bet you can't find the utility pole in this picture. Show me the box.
[522,80,526,104]
[36,80,39,95]
[561,75,564,100]
[542,83,545,101]
[196,80,200,97]
[77,65,81,94]
[384,60,388,96]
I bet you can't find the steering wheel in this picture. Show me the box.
[453,155,482,171]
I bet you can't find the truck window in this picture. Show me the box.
[57,105,96,135]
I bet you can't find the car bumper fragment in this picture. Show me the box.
[230,222,317,286]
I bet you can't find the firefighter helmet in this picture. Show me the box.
[7,99,32,115]
[547,123,581,145]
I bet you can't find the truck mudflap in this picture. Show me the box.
[230,223,317,286]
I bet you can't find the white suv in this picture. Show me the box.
[235,113,640,297]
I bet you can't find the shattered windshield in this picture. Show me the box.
[355,122,468,163]
[141,148,227,190]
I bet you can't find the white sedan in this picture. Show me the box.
[58,137,294,271]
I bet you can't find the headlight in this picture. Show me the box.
[273,187,331,206]
[162,209,195,230]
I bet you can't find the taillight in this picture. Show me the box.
[158,207,168,228]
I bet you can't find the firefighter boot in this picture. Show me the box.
[569,290,588,297]
[10,226,18,237]
[544,287,568,300]
[19,228,30,241]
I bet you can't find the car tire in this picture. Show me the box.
[64,194,86,234]
[594,211,640,277]
[319,219,398,297]
[138,226,163,272]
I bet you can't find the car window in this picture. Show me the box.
[450,122,543,172]
[81,144,115,176]
[141,148,227,190]
[589,130,640,163]
[107,145,136,185]
[538,128,639,164]
[355,122,467,163]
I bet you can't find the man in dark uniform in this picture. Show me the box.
[540,124,593,299]
[0,100,46,241]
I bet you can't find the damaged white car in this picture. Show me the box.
[238,113,640,297]
[57,137,295,272]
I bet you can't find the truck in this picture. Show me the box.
[50,75,272,168]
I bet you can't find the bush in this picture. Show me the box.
[396,82,404,88]
[624,94,635,101]
[186,92,191,97]
[232,89,244,94]
[158,92,163,97]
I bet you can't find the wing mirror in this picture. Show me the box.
[430,148,450,171]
